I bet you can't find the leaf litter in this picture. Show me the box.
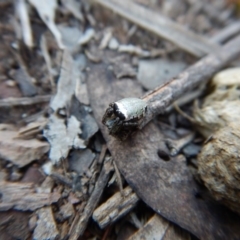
[1,0,240,239]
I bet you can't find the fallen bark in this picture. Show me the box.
[93,186,139,229]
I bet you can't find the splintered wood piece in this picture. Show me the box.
[129,214,190,240]
[0,211,31,240]
[94,0,220,57]
[33,207,59,240]
[93,186,139,228]
[0,130,49,168]
[0,182,61,211]
[86,50,240,240]
[68,157,113,240]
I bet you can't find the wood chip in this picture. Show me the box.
[0,182,61,211]
[93,186,139,229]
[33,207,59,240]
[0,130,49,167]
[129,214,190,240]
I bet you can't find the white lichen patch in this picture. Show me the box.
[44,114,85,164]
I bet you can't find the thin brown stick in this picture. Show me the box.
[68,157,113,240]
[140,34,240,129]
[0,95,51,107]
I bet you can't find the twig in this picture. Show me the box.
[98,144,107,164]
[50,172,72,188]
[113,160,123,195]
[183,23,240,108]
[68,157,113,240]
[94,0,220,57]
[211,20,240,43]
[40,35,55,87]
[0,95,51,107]
[140,34,240,129]
[15,0,33,48]
[173,103,197,124]
[128,214,190,240]
[92,186,139,229]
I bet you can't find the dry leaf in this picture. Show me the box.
[28,0,64,49]
[137,59,187,90]
[0,130,49,167]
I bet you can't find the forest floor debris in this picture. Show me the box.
[0,0,240,239]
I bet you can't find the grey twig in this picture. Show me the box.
[0,95,51,107]
[141,34,240,129]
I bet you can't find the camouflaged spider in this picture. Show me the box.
[102,98,147,139]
